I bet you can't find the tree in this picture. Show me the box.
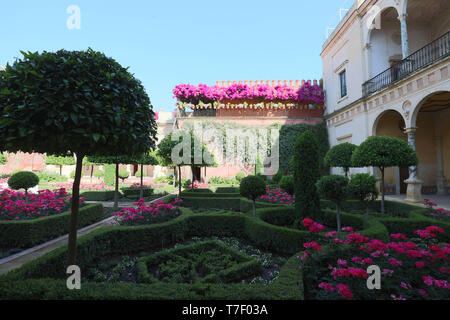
[348,173,378,221]
[293,131,321,219]
[0,153,6,165]
[45,154,76,183]
[324,142,357,178]
[8,171,39,199]
[316,175,349,233]
[157,131,216,195]
[352,136,418,214]
[240,175,266,217]
[0,49,157,265]
[87,155,139,210]
[279,175,294,195]
[135,151,158,198]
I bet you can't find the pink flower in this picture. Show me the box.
[336,283,353,300]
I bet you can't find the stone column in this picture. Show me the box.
[398,14,409,59]
[434,135,446,195]
[404,127,423,203]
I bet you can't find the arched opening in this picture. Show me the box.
[413,91,450,196]
[368,7,402,79]
[374,110,409,194]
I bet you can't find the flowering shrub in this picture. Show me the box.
[188,180,210,190]
[173,82,324,105]
[423,199,450,221]
[302,223,450,300]
[0,188,83,221]
[112,198,183,226]
[258,186,295,205]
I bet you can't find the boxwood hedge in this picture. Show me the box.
[0,203,105,249]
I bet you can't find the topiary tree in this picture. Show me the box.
[293,131,321,219]
[134,151,158,198]
[157,131,216,195]
[0,49,157,266]
[272,171,283,185]
[352,136,418,214]
[239,175,266,217]
[118,170,130,183]
[279,175,294,195]
[316,175,349,233]
[0,153,7,165]
[324,142,357,178]
[235,171,246,182]
[45,154,76,183]
[348,173,379,221]
[8,171,39,199]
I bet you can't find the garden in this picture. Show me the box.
[0,49,448,301]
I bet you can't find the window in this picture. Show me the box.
[339,70,347,98]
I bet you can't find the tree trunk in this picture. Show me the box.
[173,167,176,187]
[67,153,84,266]
[365,203,370,222]
[380,167,385,214]
[336,204,342,234]
[59,165,63,183]
[139,163,144,199]
[90,165,94,184]
[178,166,182,195]
[113,163,119,210]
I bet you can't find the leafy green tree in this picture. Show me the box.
[316,175,349,233]
[0,153,7,165]
[239,175,266,217]
[348,173,379,221]
[8,171,39,199]
[293,131,321,219]
[0,49,157,265]
[45,154,76,182]
[135,151,158,198]
[324,142,357,178]
[157,131,215,194]
[352,136,418,214]
[279,175,294,194]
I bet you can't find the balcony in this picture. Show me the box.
[363,31,450,98]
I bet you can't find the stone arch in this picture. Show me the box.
[410,90,450,128]
[371,108,406,136]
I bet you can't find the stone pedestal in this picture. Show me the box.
[404,177,423,203]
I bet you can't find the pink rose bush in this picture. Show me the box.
[301,224,450,300]
[423,199,450,221]
[188,180,210,190]
[173,82,324,105]
[0,188,82,221]
[259,186,294,205]
[112,198,183,226]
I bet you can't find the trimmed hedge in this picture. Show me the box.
[80,191,117,201]
[180,192,239,198]
[0,203,105,249]
[239,198,287,213]
[137,240,259,284]
[121,187,153,198]
[181,196,242,210]
[215,187,239,193]
[320,199,417,218]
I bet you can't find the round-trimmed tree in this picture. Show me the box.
[324,142,357,178]
[8,171,39,199]
[0,49,157,265]
[348,173,378,221]
[0,153,6,165]
[352,136,418,214]
[293,131,321,219]
[279,175,294,195]
[316,175,349,233]
[135,151,158,198]
[45,154,76,182]
[239,175,266,217]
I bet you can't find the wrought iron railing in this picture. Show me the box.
[363,31,450,97]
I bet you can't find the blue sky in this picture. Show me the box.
[0,0,350,112]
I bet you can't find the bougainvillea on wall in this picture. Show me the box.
[173,82,324,107]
